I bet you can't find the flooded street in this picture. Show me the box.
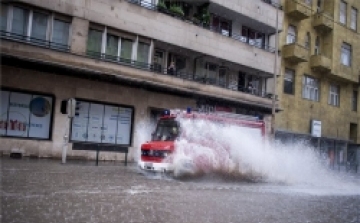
[1,157,360,223]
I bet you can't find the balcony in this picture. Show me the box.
[310,54,331,73]
[312,12,333,33]
[285,0,311,21]
[283,43,309,64]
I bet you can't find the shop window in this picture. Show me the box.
[1,4,8,31]
[70,100,134,145]
[0,89,54,140]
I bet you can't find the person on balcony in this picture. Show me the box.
[168,61,176,76]
[247,82,254,94]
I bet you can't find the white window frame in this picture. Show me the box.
[328,84,340,106]
[302,76,319,101]
[351,7,357,30]
[341,42,352,66]
[340,1,347,25]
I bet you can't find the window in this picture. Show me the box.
[52,19,70,48]
[31,12,49,43]
[1,5,8,31]
[284,69,295,94]
[87,29,103,55]
[287,25,296,44]
[317,0,322,12]
[0,89,54,139]
[3,5,70,50]
[305,32,311,49]
[70,100,134,145]
[340,1,347,24]
[351,7,357,30]
[12,7,29,36]
[87,26,137,63]
[137,42,150,64]
[211,15,231,37]
[314,36,320,55]
[120,39,133,61]
[352,90,358,111]
[328,84,340,106]
[241,26,265,48]
[341,42,351,66]
[302,76,319,101]
[105,33,119,58]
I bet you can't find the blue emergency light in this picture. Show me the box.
[186,107,192,114]
[164,109,170,115]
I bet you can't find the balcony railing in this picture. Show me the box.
[126,0,276,53]
[0,30,70,52]
[261,0,282,9]
[0,31,274,100]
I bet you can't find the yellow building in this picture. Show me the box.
[276,0,360,167]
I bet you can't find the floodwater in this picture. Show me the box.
[2,118,360,223]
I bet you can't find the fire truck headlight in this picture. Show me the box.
[163,152,168,157]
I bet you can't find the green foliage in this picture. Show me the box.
[169,5,184,17]
[157,0,167,10]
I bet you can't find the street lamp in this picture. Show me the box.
[271,2,279,138]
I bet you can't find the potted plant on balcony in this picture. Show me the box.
[157,0,167,12]
[169,4,184,17]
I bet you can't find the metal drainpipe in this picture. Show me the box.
[271,5,279,139]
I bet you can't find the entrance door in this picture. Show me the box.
[347,143,360,172]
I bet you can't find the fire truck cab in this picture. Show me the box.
[138,108,265,173]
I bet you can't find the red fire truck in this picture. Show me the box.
[138,108,266,174]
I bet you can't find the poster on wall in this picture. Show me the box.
[70,100,133,146]
[0,90,54,139]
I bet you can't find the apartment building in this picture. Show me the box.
[277,0,360,168]
[0,0,282,161]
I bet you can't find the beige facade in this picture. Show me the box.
[0,0,281,161]
[277,0,360,162]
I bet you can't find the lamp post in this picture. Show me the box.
[271,2,279,138]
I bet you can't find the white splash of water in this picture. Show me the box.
[171,118,360,192]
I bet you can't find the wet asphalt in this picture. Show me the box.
[1,157,360,223]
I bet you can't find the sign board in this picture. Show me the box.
[70,100,134,146]
[311,120,321,137]
[0,90,53,139]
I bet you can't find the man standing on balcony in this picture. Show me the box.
[168,61,176,76]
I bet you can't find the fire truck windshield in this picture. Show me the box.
[152,119,179,141]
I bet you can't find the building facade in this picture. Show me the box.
[0,0,282,161]
[277,0,360,169]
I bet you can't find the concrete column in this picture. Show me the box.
[70,17,89,54]
[132,36,139,62]
[148,39,154,65]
